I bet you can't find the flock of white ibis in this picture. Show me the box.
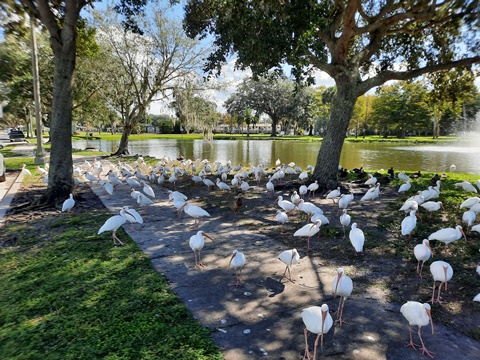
[51,156,480,359]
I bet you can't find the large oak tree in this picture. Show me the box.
[184,0,480,189]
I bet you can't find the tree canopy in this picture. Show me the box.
[184,0,480,189]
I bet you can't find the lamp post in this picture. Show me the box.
[30,17,45,165]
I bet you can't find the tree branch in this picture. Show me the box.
[358,56,480,95]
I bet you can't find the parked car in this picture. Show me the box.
[0,144,5,182]
[9,129,26,142]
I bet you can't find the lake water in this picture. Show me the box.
[73,137,480,175]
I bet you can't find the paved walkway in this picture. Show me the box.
[1,142,479,359]
[86,164,479,360]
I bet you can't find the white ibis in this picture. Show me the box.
[470,202,480,213]
[338,193,354,212]
[122,206,143,230]
[216,178,231,191]
[192,174,203,186]
[240,179,250,192]
[360,183,380,201]
[291,191,300,206]
[400,301,434,358]
[202,177,215,191]
[406,191,425,205]
[266,176,275,194]
[167,190,188,201]
[455,180,477,193]
[307,180,319,197]
[472,224,480,233]
[130,188,141,200]
[310,211,329,226]
[107,170,123,186]
[326,187,341,203]
[181,201,211,229]
[273,210,288,233]
[135,169,149,182]
[101,180,114,197]
[450,164,456,172]
[98,208,133,246]
[189,230,214,268]
[168,173,177,188]
[398,180,412,193]
[274,196,296,214]
[428,225,466,253]
[420,201,444,213]
[399,200,418,213]
[278,248,300,282]
[169,197,186,219]
[349,223,365,254]
[228,250,246,287]
[339,209,351,238]
[140,180,155,198]
[414,239,431,278]
[84,171,99,183]
[331,268,353,325]
[364,174,377,186]
[126,176,141,187]
[430,260,453,303]
[459,196,480,209]
[61,193,75,212]
[137,193,154,210]
[294,220,321,251]
[299,185,308,198]
[21,164,32,176]
[462,210,476,227]
[401,210,418,237]
[297,199,322,217]
[398,172,410,182]
[36,165,48,177]
[420,186,438,202]
[299,171,308,182]
[301,304,333,360]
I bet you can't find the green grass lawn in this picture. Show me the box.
[0,211,222,360]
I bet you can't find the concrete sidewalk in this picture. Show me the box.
[86,164,480,360]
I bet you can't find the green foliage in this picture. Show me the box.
[0,212,222,360]
[370,82,432,138]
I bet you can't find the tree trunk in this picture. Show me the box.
[40,26,76,204]
[312,78,357,190]
[113,125,133,155]
[270,114,278,136]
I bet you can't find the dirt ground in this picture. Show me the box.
[3,166,480,345]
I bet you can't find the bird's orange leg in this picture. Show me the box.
[198,249,205,267]
[307,237,312,252]
[313,333,322,360]
[337,298,348,325]
[404,325,420,350]
[430,281,437,303]
[303,328,311,360]
[417,327,434,358]
[416,261,421,276]
[281,266,295,283]
[418,261,426,278]
[436,282,446,303]
[112,231,125,246]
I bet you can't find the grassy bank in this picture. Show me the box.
[0,207,223,360]
[70,132,461,143]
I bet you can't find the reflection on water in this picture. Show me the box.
[73,139,480,174]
